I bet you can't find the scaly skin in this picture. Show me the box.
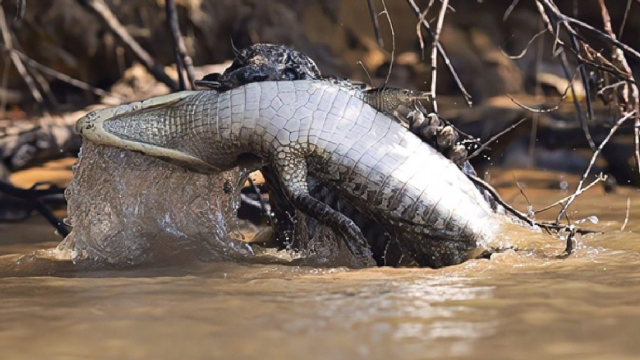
[76,80,504,267]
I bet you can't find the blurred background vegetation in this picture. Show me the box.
[0,0,639,235]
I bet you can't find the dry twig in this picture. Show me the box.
[427,0,450,113]
[0,6,46,113]
[556,111,637,223]
[503,28,548,60]
[503,0,521,21]
[165,0,195,90]
[466,118,528,161]
[379,0,395,87]
[537,0,640,61]
[1,47,115,99]
[365,0,384,48]
[535,1,596,144]
[0,180,68,237]
[597,0,640,180]
[535,173,606,214]
[406,0,472,107]
[78,0,178,91]
[559,50,595,150]
[465,173,595,235]
[621,197,631,231]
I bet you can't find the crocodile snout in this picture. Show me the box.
[75,109,104,135]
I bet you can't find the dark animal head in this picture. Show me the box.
[199,44,322,91]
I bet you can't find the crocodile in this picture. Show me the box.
[197,44,501,265]
[197,44,434,131]
[76,80,506,267]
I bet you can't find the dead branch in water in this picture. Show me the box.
[465,174,596,235]
[165,0,195,90]
[621,197,631,231]
[535,174,606,215]
[0,180,68,237]
[78,0,178,91]
[556,111,637,223]
[559,226,577,257]
[534,173,607,214]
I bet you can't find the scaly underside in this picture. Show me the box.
[76,80,504,267]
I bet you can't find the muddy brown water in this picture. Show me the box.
[1,169,639,360]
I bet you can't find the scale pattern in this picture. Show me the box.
[77,80,503,267]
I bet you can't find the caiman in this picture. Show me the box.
[197,44,503,265]
[76,79,507,268]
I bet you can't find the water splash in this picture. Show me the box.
[60,141,253,266]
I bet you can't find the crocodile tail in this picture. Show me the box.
[75,92,221,173]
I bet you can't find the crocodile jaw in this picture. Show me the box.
[75,92,222,173]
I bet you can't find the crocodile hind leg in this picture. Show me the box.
[273,155,374,266]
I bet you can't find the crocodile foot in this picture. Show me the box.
[196,44,321,92]
[274,155,375,266]
[407,110,468,167]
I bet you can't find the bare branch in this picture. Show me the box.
[505,65,579,114]
[503,0,521,21]
[559,50,595,150]
[6,47,114,98]
[406,0,473,107]
[619,0,632,39]
[466,118,528,161]
[379,0,395,87]
[78,0,178,91]
[428,0,449,113]
[165,0,195,90]
[621,197,631,231]
[556,111,637,223]
[537,0,640,62]
[365,0,384,47]
[0,6,46,113]
[502,28,548,60]
[356,61,374,87]
[535,173,606,214]
[466,173,595,235]
[415,1,435,60]
[597,0,640,180]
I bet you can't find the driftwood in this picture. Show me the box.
[0,115,81,170]
[0,180,68,237]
